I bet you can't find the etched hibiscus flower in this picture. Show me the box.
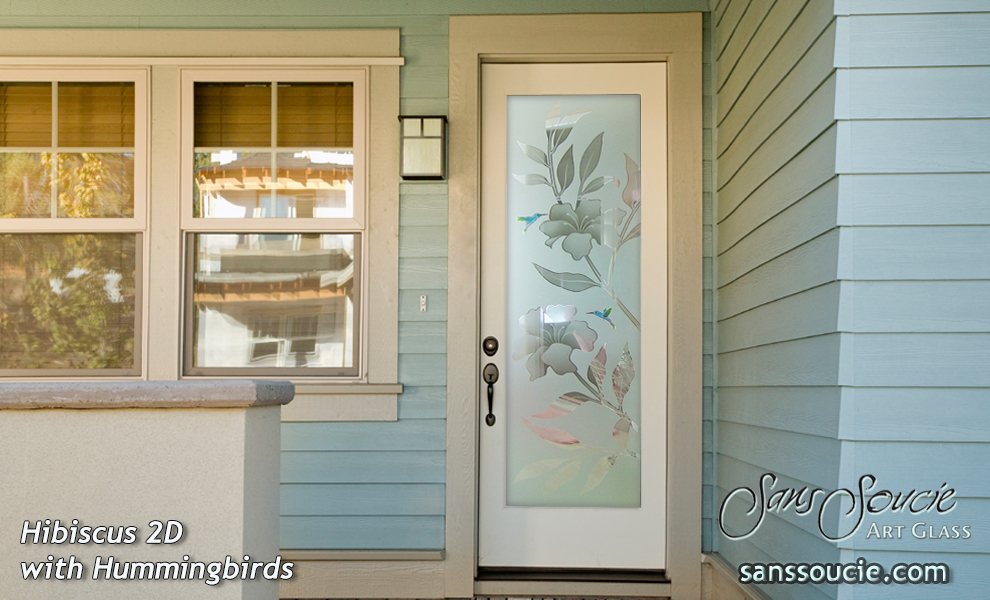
[513,305,598,380]
[539,200,602,260]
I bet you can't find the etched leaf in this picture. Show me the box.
[582,455,617,493]
[622,153,641,208]
[612,343,636,408]
[556,145,575,193]
[544,458,582,495]
[522,418,582,448]
[580,176,606,196]
[588,345,607,391]
[532,391,597,418]
[533,263,600,292]
[579,132,605,184]
[518,141,548,167]
[513,173,550,186]
[513,458,567,483]
[613,418,631,448]
[552,126,573,150]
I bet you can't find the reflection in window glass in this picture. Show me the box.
[193,151,353,218]
[0,233,138,371]
[0,153,51,218]
[57,153,135,218]
[190,233,358,373]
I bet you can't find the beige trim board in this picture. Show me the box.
[475,579,672,598]
[702,553,773,600]
[279,560,444,599]
[449,12,703,600]
[293,383,403,395]
[0,29,400,58]
[280,394,398,422]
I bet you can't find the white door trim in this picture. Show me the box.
[449,12,704,599]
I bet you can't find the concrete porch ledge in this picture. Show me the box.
[0,379,294,600]
[0,379,295,409]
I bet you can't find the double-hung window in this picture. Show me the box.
[0,69,147,376]
[0,31,400,409]
[181,69,366,378]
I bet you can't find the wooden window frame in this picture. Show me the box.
[179,68,369,381]
[0,67,149,379]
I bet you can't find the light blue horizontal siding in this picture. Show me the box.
[282,420,446,451]
[838,174,990,226]
[399,289,446,322]
[281,484,444,516]
[718,181,838,283]
[281,516,445,550]
[719,334,842,387]
[398,257,447,289]
[397,385,446,419]
[832,5,990,590]
[719,283,840,352]
[845,226,990,280]
[841,441,990,497]
[398,321,447,353]
[840,388,990,442]
[840,119,990,173]
[719,386,840,438]
[718,229,840,317]
[714,0,843,578]
[842,67,990,119]
[852,333,990,387]
[282,452,445,484]
[842,0,990,14]
[718,421,841,494]
[398,353,446,386]
[848,281,990,332]
[841,13,990,67]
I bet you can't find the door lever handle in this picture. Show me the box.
[482,363,499,426]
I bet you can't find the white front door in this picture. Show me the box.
[478,62,668,570]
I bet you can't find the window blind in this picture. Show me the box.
[0,83,51,147]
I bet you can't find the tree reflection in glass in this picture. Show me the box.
[0,234,137,371]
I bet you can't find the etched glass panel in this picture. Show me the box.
[505,95,642,507]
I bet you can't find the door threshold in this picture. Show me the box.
[477,567,668,583]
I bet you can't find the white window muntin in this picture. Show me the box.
[179,67,368,232]
[0,67,148,233]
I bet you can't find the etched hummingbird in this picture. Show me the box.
[517,212,547,232]
[587,307,615,328]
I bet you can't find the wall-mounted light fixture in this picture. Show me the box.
[399,115,447,180]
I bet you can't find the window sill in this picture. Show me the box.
[280,382,402,422]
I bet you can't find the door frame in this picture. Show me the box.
[448,13,703,599]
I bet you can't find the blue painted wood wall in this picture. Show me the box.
[831,2,990,597]
[713,0,990,598]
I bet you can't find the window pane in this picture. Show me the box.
[190,233,357,372]
[0,83,51,147]
[0,152,51,217]
[0,233,138,371]
[277,82,353,148]
[275,151,353,218]
[58,82,134,147]
[194,151,274,218]
[195,82,271,148]
[57,152,134,218]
